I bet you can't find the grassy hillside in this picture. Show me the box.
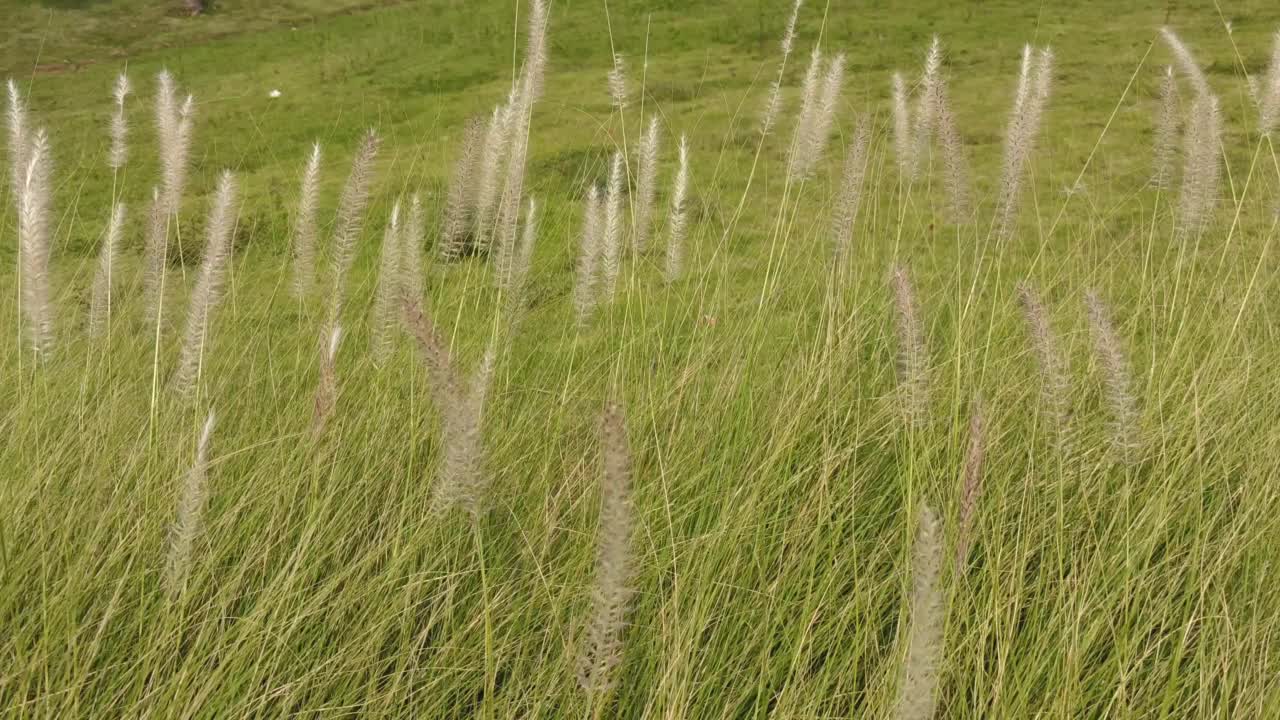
[2,0,1280,717]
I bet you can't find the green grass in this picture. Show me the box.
[3,0,1280,716]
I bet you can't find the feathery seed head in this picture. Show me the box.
[1152,65,1180,189]
[1084,289,1140,464]
[633,115,661,254]
[574,184,605,323]
[955,397,987,572]
[173,170,239,396]
[889,263,928,429]
[601,152,626,302]
[608,54,629,110]
[665,134,691,283]
[89,202,127,339]
[892,502,944,720]
[18,127,55,359]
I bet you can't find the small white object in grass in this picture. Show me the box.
[268,89,282,99]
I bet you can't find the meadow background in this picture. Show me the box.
[2,0,1280,717]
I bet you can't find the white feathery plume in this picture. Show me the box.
[89,202,126,339]
[891,72,915,180]
[633,115,660,254]
[935,80,972,223]
[831,117,871,266]
[608,53,629,111]
[891,503,944,720]
[291,142,322,298]
[1159,27,1210,98]
[440,116,484,260]
[371,200,403,367]
[574,185,604,324]
[664,135,690,283]
[1177,92,1222,238]
[142,186,167,330]
[601,152,625,302]
[1152,66,1179,190]
[912,36,944,166]
[401,192,425,305]
[473,98,515,252]
[7,78,28,199]
[165,409,216,596]
[108,73,131,171]
[577,400,635,695]
[18,128,55,358]
[313,325,343,434]
[996,46,1053,241]
[761,0,806,136]
[1084,289,1140,464]
[1259,30,1280,135]
[327,128,381,326]
[889,263,928,429]
[173,171,238,397]
[789,51,845,180]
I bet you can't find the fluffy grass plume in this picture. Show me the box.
[664,134,690,283]
[574,185,604,323]
[504,196,539,327]
[173,171,239,397]
[291,142,322,298]
[760,0,805,135]
[788,51,845,181]
[1017,283,1072,455]
[1084,289,1140,464]
[608,53,629,111]
[17,128,55,358]
[403,297,459,403]
[955,397,987,572]
[88,202,126,339]
[935,82,971,222]
[912,36,943,169]
[602,151,625,302]
[1260,30,1280,135]
[1152,66,1179,189]
[995,45,1053,241]
[371,201,403,367]
[142,186,167,330]
[155,70,194,220]
[787,47,824,181]
[891,72,916,180]
[831,117,871,265]
[1159,27,1211,97]
[401,193,425,304]
[473,97,515,253]
[440,116,483,260]
[633,115,660,254]
[7,78,28,197]
[108,73,131,171]
[312,325,343,435]
[1178,92,1222,238]
[577,400,635,696]
[164,409,216,596]
[890,264,928,429]
[326,129,380,326]
[892,503,944,720]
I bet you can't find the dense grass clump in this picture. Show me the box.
[3,0,1280,717]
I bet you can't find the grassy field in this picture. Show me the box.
[4,0,1280,717]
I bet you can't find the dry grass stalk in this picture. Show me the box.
[165,409,216,596]
[1084,290,1140,464]
[173,171,238,397]
[892,503,944,720]
[89,202,127,339]
[291,142,323,298]
[664,135,690,283]
[578,400,635,696]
